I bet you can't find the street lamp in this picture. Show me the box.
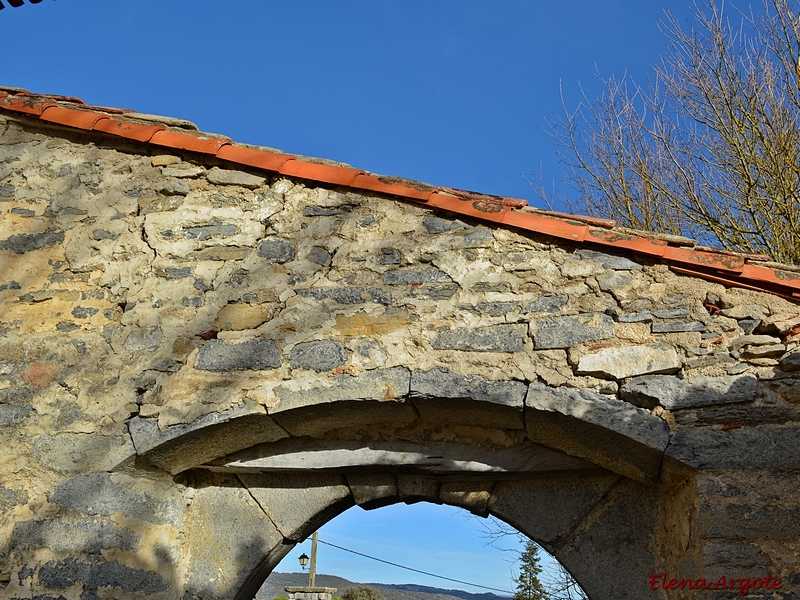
[299,532,318,588]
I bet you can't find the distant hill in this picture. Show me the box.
[256,572,512,600]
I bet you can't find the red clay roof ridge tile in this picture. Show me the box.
[124,112,200,131]
[0,87,798,300]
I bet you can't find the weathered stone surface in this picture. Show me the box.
[617,310,653,323]
[39,556,169,594]
[651,320,706,333]
[304,206,346,216]
[214,303,273,330]
[439,481,492,516]
[162,166,204,178]
[195,338,281,371]
[129,401,287,474]
[271,367,410,413]
[532,313,613,349]
[0,485,28,510]
[257,238,296,263]
[781,350,800,371]
[12,518,139,553]
[526,382,670,452]
[742,343,785,358]
[241,472,353,540]
[151,155,180,166]
[652,308,691,319]
[666,425,800,469]
[124,325,161,351]
[31,434,134,473]
[296,286,391,305]
[182,219,238,240]
[49,473,182,525]
[620,374,758,409]
[207,167,266,188]
[432,324,526,352]
[576,343,681,379]
[0,230,64,253]
[346,473,398,509]
[423,216,460,234]
[410,367,527,407]
[555,479,660,600]
[288,340,347,372]
[160,178,190,196]
[185,474,283,600]
[308,246,332,265]
[729,334,782,351]
[382,266,452,284]
[576,249,643,270]
[523,293,567,313]
[398,473,439,503]
[597,271,632,291]
[720,304,768,319]
[489,475,620,549]
[0,403,34,425]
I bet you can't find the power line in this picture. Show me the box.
[317,539,514,596]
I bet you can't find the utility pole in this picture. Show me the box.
[308,531,318,588]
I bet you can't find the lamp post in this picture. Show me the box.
[298,531,318,588]
[287,531,335,600]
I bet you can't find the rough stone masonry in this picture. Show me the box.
[0,108,799,600]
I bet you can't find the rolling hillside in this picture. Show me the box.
[256,572,512,600]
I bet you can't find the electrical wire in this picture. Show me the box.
[317,539,514,596]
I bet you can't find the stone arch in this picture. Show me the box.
[129,388,674,600]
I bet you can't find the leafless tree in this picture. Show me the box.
[539,0,800,264]
[475,517,587,600]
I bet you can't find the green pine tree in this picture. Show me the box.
[513,541,548,600]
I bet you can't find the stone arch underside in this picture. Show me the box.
[155,391,667,600]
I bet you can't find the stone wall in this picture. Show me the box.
[1,112,799,599]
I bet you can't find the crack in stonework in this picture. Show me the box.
[236,473,281,534]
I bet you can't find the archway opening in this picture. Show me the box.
[253,501,587,600]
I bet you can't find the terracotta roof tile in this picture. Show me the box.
[1,88,798,301]
[92,117,165,142]
[149,130,231,154]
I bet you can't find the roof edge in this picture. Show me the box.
[1,89,798,301]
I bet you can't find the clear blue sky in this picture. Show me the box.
[3,0,719,594]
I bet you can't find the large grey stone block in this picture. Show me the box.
[432,324,526,352]
[382,266,452,284]
[576,343,681,379]
[288,340,347,372]
[207,167,266,188]
[185,473,284,600]
[532,313,614,349]
[620,374,758,409]
[241,472,353,540]
[526,383,670,451]
[488,475,619,548]
[666,424,800,470]
[195,338,281,371]
[410,367,527,408]
[296,287,391,305]
[525,383,669,482]
[269,367,416,435]
[576,249,643,270]
[258,238,296,263]
[129,400,288,474]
